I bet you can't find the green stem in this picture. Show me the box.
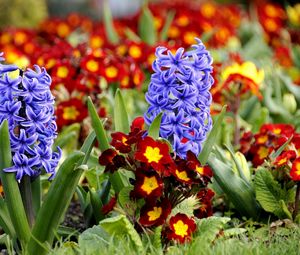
[31,176,41,216]
[20,176,35,228]
[233,94,241,148]
[293,183,300,220]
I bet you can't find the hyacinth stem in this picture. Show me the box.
[20,176,35,227]
[31,176,41,216]
[293,182,300,220]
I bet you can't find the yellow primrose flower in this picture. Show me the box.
[287,4,300,27]
[222,61,265,86]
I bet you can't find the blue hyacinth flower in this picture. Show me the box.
[144,38,214,158]
[0,55,61,180]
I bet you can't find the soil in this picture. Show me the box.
[62,199,86,233]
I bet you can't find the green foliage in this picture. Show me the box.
[148,112,163,139]
[194,217,231,244]
[254,168,292,219]
[171,196,200,217]
[198,106,227,165]
[100,215,144,253]
[102,0,119,44]
[53,123,80,152]
[138,4,157,45]
[114,89,130,133]
[208,156,261,219]
[0,120,30,246]
[159,10,175,41]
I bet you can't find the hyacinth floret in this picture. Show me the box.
[0,55,61,180]
[144,38,214,158]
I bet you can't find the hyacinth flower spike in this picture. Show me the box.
[145,38,214,158]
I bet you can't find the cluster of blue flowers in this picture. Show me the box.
[0,53,61,180]
[144,38,214,158]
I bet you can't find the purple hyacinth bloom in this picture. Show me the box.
[0,54,61,180]
[144,38,214,158]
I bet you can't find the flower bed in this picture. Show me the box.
[0,0,300,254]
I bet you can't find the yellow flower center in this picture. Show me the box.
[63,106,80,120]
[57,23,70,37]
[196,166,204,175]
[147,206,162,221]
[168,26,180,38]
[175,169,190,182]
[129,45,142,59]
[90,36,103,49]
[177,15,189,26]
[86,60,99,72]
[141,176,159,195]
[144,146,163,163]
[273,128,281,135]
[105,66,118,78]
[173,220,188,238]
[121,136,128,144]
[200,3,216,18]
[15,32,27,45]
[183,32,198,45]
[264,18,278,32]
[257,135,268,144]
[277,158,287,166]
[265,4,278,18]
[57,66,69,79]
[258,146,269,160]
[295,162,300,176]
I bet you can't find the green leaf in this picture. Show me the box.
[79,131,96,165]
[53,123,80,150]
[0,120,30,245]
[208,156,260,219]
[198,106,227,165]
[171,196,199,217]
[224,145,249,184]
[102,0,119,44]
[90,189,105,223]
[0,198,16,239]
[117,186,136,216]
[152,226,162,252]
[148,112,163,139]
[222,228,247,237]
[254,168,292,219]
[124,28,141,43]
[269,135,293,161]
[159,10,175,41]
[78,225,110,254]
[100,215,143,253]
[138,4,157,45]
[27,152,85,255]
[194,217,230,243]
[279,71,300,103]
[87,97,110,152]
[114,89,130,133]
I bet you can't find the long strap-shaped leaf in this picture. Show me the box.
[114,89,130,134]
[26,131,97,255]
[0,120,31,246]
[103,0,119,44]
[26,151,85,255]
[198,106,226,165]
[87,97,126,194]
[208,156,261,219]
